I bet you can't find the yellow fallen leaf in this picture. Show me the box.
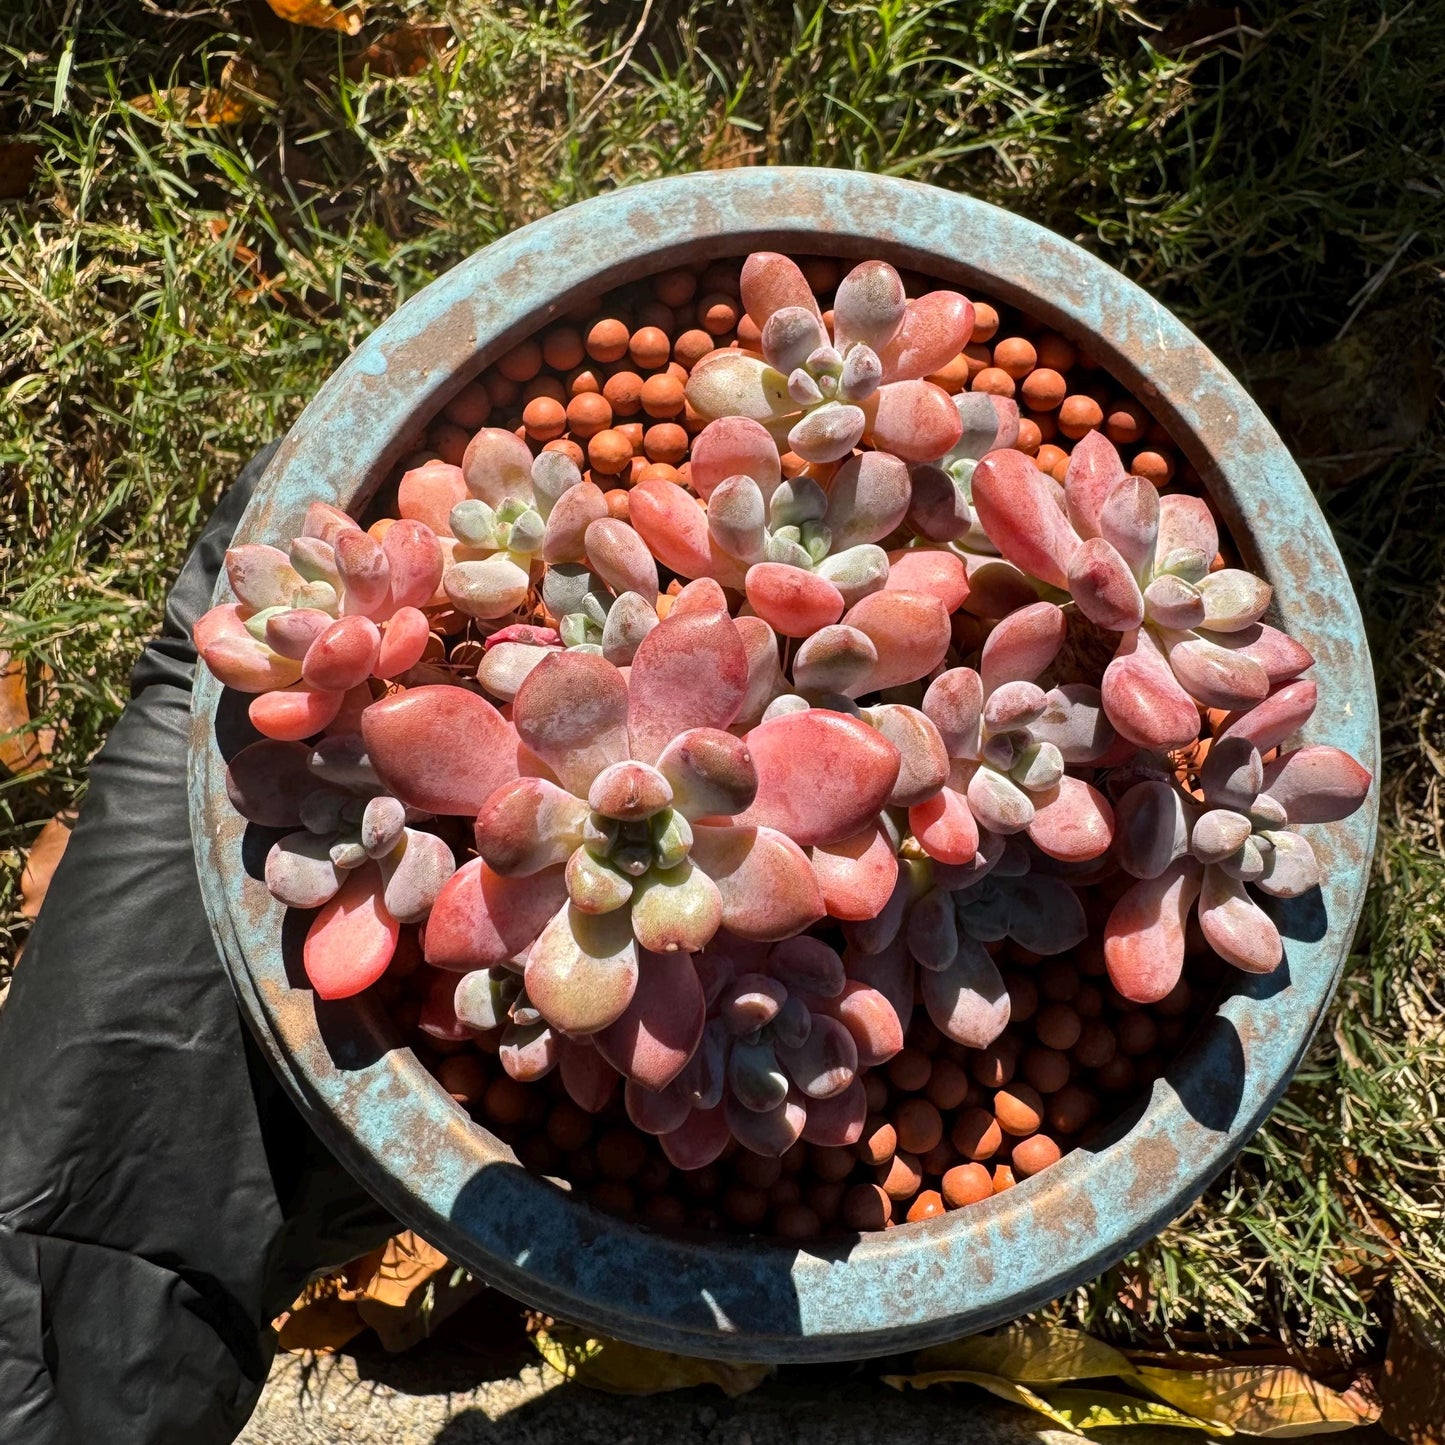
[914,1324,1138,1384]
[275,1295,366,1353]
[0,653,48,777]
[534,1325,772,1398]
[884,1369,1086,1436]
[20,810,76,919]
[1136,1364,1373,1437]
[129,59,277,127]
[1044,1388,1233,1433]
[265,0,363,35]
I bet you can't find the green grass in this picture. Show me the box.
[2,0,1442,1362]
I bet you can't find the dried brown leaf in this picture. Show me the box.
[345,23,453,80]
[275,1296,366,1353]
[20,811,76,919]
[265,0,364,35]
[1380,1295,1445,1445]
[128,60,278,128]
[1136,1363,1375,1436]
[0,653,48,777]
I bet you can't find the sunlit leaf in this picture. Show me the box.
[534,1325,772,1397]
[20,810,75,918]
[1136,1364,1374,1436]
[265,0,364,35]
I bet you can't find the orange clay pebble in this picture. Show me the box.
[1116,1011,1158,1056]
[925,1058,971,1111]
[429,424,468,466]
[617,421,645,452]
[864,1073,889,1112]
[1020,367,1067,411]
[543,437,586,470]
[586,317,631,363]
[925,353,972,393]
[1036,333,1077,371]
[1021,1046,1071,1095]
[1011,1133,1062,1177]
[545,1101,593,1152]
[634,299,674,331]
[682,399,709,434]
[604,489,630,521]
[590,1181,636,1217]
[1058,394,1104,439]
[644,423,689,465]
[653,267,697,307]
[876,1151,923,1201]
[970,302,1000,342]
[665,360,689,385]
[673,328,715,368]
[603,370,644,416]
[697,293,739,336]
[942,1163,994,1208]
[894,1098,943,1155]
[1050,451,1071,484]
[588,429,634,476]
[961,343,992,380]
[641,373,686,418]
[994,1082,1045,1136]
[921,1140,957,1177]
[436,1053,487,1105]
[568,365,604,396]
[887,1047,932,1092]
[482,1075,530,1126]
[799,255,841,291]
[951,1106,1003,1161]
[970,1037,1017,1089]
[722,1185,769,1228]
[841,1182,892,1230]
[1036,443,1068,475]
[541,327,585,371]
[992,336,1037,379]
[812,1146,857,1183]
[1106,400,1148,445]
[1028,408,1059,442]
[522,396,567,442]
[736,314,763,349]
[735,1152,782,1188]
[1133,450,1175,485]
[643,1195,688,1229]
[566,392,613,439]
[858,1115,897,1166]
[1035,1003,1082,1052]
[1014,418,1042,456]
[906,1189,946,1223]
[596,1126,647,1180]
[629,326,672,370]
[808,1181,847,1223]
[1048,1084,1099,1135]
[775,1204,822,1241]
[637,462,680,485]
[972,367,1015,398]
[443,381,491,429]
[485,371,520,407]
[522,374,566,405]
[992,1164,1017,1194]
[497,338,543,382]
[628,456,649,485]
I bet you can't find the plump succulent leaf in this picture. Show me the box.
[1062,430,1128,540]
[594,947,706,1091]
[1199,865,1283,972]
[1104,860,1203,1004]
[524,903,639,1035]
[1102,628,1203,751]
[1259,744,1373,823]
[971,449,1079,590]
[688,824,826,941]
[920,936,1010,1048]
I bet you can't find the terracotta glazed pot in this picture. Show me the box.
[189,168,1379,1360]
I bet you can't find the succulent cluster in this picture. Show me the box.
[197,249,1372,1208]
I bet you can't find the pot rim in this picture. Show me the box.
[189,167,1379,1360]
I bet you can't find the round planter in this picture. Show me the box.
[189,168,1379,1361]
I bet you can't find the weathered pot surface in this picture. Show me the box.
[189,168,1379,1360]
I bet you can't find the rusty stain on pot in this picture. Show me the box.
[188,169,1379,1362]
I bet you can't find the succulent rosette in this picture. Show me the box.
[971,432,1312,750]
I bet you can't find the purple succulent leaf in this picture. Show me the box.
[966,764,1035,834]
[788,401,867,464]
[774,1012,857,1100]
[919,935,1010,1047]
[905,886,960,971]
[1190,807,1253,865]
[999,874,1089,954]
[1200,735,1264,811]
[833,259,907,355]
[762,306,829,373]
[1259,744,1373,824]
[1256,829,1321,898]
[724,1089,806,1158]
[1114,779,1195,879]
[740,252,821,328]
[922,666,984,758]
[1030,683,1116,763]
[1068,537,1146,631]
[824,451,912,551]
[947,392,1020,463]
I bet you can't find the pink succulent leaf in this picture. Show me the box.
[511,649,631,795]
[1199,864,1284,972]
[971,448,1080,590]
[1030,683,1115,763]
[733,615,789,729]
[362,686,520,815]
[541,482,608,564]
[1256,829,1322,898]
[740,251,822,328]
[557,1037,621,1113]
[625,1076,694,1135]
[658,1102,731,1170]
[841,938,913,1036]
[909,785,980,867]
[302,864,398,1001]
[1026,775,1115,863]
[476,642,554,703]
[498,1021,558,1083]
[628,478,748,588]
[303,616,381,693]
[965,764,1034,834]
[960,555,1043,620]
[382,520,444,611]
[627,609,750,765]
[1104,860,1204,1004]
[813,979,904,1068]
[453,967,519,1032]
[685,349,796,426]
[1098,476,1160,578]
[793,624,879,695]
[824,452,912,550]
[775,1012,857,1100]
[1204,621,1315,685]
[875,290,974,383]
[379,828,457,923]
[1218,680,1318,753]
[676,1017,728,1109]
[919,935,1010,1048]
[524,902,639,1036]
[1114,780,1195,880]
[1200,735,1264,811]
[1068,537,1146,631]
[867,703,950,808]
[1260,744,1373,824]
[671,578,730,619]
[799,1076,868,1147]
[744,563,846,638]
[983,680,1048,734]
[736,709,901,847]
[1102,628,1204,750]
[905,462,973,543]
[906,886,959,970]
[861,379,964,463]
[265,607,331,662]
[442,555,530,620]
[767,936,845,998]
[689,824,825,941]
[947,391,1020,464]
[303,500,361,546]
[600,594,662,669]
[932,825,1008,891]
[885,547,970,613]
[840,588,952,696]
[761,305,830,373]
[833,259,907,354]
[594,947,706,1091]
[839,869,911,955]
[1195,569,1273,633]
[425,859,567,972]
[979,600,1067,694]
[655,727,759,820]
[1155,494,1220,572]
[811,823,901,922]
[474,777,589,876]
[195,604,304,693]
[630,861,725,955]
[725,1089,807,1158]
[922,667,984,758]
[265,831,345,910]
[462,427,535,508]
[707,474,768,563]
[417,968,475,1043]
[1142,574,1207,631]
[245,679,339,743]
[788,401,868,464]
[720,974,787,1036]
[375,607,432,680]
[688,417,783,503]
[397,461,466,537]
[226,740,316,828]
[1062,430,1128,540]
[226,544,304,612]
